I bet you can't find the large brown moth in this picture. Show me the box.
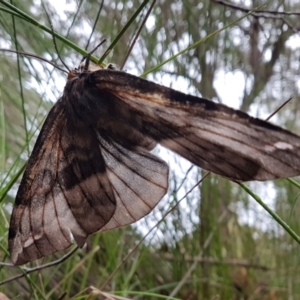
[8,55,300,265]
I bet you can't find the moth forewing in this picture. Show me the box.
[90,69,300,181]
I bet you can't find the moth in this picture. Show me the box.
[8,57,300,265]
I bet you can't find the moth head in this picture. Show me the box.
[77,61,119,72]
[67,61,119,80]
[67,40,108,80]
[67,61,103,80]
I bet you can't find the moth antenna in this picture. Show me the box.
[42,2,71,72]
[265,97,293,121]
[85,0,105,50]
[83,39,107,71]
[0,48,68,73]
[120,0,156,70]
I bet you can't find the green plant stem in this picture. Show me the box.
[0,1,95,60]
[239,182,300,244]
[98,0,150,64]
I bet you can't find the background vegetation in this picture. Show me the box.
[0,0,300,299]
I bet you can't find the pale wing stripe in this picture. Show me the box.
[49,187,73,248]
[41,136,72,251]
[52,144,76,246]
[98,135,167,189]
[102,147,151,219]
[27,150,69,256]
[102,170,145,224]
[39,189,68,252]
[105,166,137,220]
[101,161,163,210]
[12,129,62,263]
[97,133,168,231]
[103,161,153,209]
[26,143,58,257]
[22,206,43,260]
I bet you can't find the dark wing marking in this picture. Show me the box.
[91,69,300,181]
[96,131,169,231]
[9,100,116,265]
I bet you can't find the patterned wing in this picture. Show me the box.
[10,66,300,265]
[9,100,116,265]
[9,94,169,265]
[96,131,168,232]
[91,69,300,181]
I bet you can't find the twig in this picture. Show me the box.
[211,0,300,32]
[265,97,293,121]
[211,0,300,17]
[85,0,104,50]
[0,246,78,286]
[41,2,70,71]
[162,254,270,271]
[0,48,67,73]
[120,0,156,70]
[98,0,150,65]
